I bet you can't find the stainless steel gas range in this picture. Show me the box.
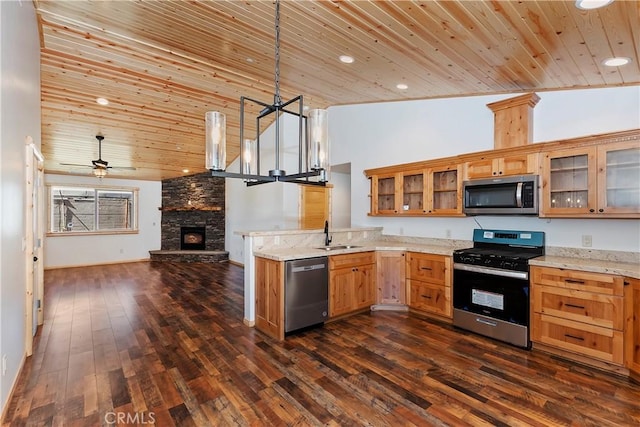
[452,229,545,348]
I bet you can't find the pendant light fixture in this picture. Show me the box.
[206,0,329,186]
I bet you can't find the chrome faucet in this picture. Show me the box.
[324,220,332,246]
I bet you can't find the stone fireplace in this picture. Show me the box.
[150,172,228,263]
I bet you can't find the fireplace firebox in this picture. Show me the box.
[180,226,206,250]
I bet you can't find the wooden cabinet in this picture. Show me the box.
[406,252,452,318]
[329,252,376,318]
[369,165,462,216]
[428,165,462,215]
[465,154,532,179]
[371,173,400,215]
[531,266,626,366]
[255,257,284,340]
[375,251,406,306]
[541,141,640,218]
[626,277,640,380]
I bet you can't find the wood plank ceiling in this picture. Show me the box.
[35,0,640,181]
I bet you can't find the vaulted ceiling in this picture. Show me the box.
[34,0,639,181]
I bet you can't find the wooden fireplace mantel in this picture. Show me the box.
[158,206,222,212]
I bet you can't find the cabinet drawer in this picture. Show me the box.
[531,266,624,296]
[407,253,448,285]
[329,252,375,270]
[532,285,624,330]
[408,280,451,318]
[531,313,624,365]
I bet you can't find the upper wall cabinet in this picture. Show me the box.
[465,153,535,180]
[541,140,640,218]
[365,129,639,219]
[369,165,462,216]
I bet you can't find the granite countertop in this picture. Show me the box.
[254,240,640,279]
[252,240,458,261]
[530,256,640,279]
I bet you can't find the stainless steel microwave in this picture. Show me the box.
[463,175,538,215]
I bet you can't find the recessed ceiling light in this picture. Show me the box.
[182,169,190,173]
[339,55,354,64]
[396,83,408,90]
[303,105,310,111]
[602,57,630,67]
[96,97,109,106]
[575,0,614,10]
[246,57,255,63]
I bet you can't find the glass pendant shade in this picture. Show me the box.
[205,111,226,171]
[242,139,257,176]
[308,109,329,171]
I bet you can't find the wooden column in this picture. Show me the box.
[487,92,540,149]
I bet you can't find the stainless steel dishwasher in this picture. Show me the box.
[285,256,329,333]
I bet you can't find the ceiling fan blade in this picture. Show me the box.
[60,162,93,168]
[110,166,137,170]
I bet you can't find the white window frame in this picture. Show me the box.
[47,183,139,236]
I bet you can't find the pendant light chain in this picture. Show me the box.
[274,0,282,106]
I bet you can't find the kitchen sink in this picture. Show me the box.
[315,245,361,251]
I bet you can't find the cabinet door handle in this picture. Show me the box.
[564,303,585,309]
[420,267,432,271]
[421,294,432,299]
[564,334,584,341]
[564,279,585,285]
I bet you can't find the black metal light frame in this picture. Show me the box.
[210,95,325,187]
[209,0,327,187]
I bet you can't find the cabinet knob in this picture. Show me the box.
[598,208,604,213]
[589,209,595,213]
[492,172,497,176]
[498,171,503,175]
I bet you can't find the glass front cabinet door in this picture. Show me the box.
[401,170,427,214]
[597,141,640,215]
[371,173,399,215]
[542,141,640,217]
[428,165,463,215]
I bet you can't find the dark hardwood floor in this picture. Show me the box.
[3,261,639,426]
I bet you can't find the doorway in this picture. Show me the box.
[25,137,44,356]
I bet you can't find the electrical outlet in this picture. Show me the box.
[581,235,592,247]
[445,229,452,238]
[2,354,7,376]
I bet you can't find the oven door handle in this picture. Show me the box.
[453,263,528,280]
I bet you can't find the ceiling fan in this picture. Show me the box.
[61,135,136,177]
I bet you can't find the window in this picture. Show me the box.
[49,185,138,234]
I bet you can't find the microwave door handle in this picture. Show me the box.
[516,182,523,208]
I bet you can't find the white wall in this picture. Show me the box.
[329,86,640,253]
[0,0,40,413]
[44,174,161,268]
[330,165,351,228]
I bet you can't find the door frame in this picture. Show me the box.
[25,136,45,356]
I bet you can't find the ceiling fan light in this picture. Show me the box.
[205,111,226,171]
[93,168,107,178]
